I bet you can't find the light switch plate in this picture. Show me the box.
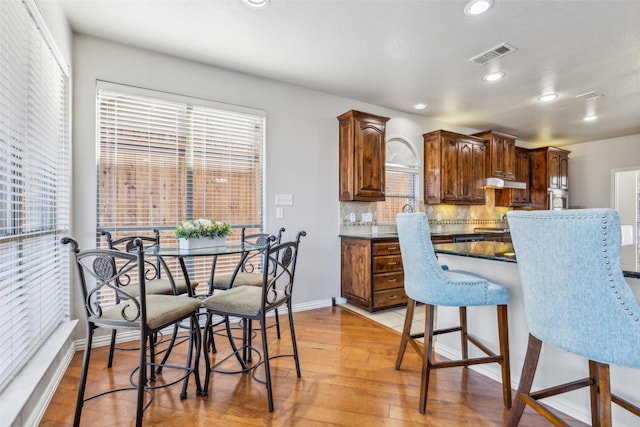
[362,212,373,223]
[275,193,293,206]
[276,207,284,219]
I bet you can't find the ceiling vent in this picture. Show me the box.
[576,91,605,101]
[469,43,517,65]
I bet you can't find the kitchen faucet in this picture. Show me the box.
[402,204,414,213]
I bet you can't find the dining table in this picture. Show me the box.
[145,240,269,367]
[147,241,266,298]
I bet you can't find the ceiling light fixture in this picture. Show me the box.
[243,0,270,8]
[413,103,427,110]
[583,115,598,122]
[537,93,558,102]
[482,71,505,82]
[464,0,494,16]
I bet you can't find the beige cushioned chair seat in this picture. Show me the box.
[124,278,196,297]
[203,286,287,317]
[100,294,202,330]
[212,272,272,288]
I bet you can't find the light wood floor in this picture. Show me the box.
[41,306,586,426]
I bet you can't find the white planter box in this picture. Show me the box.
[178,237,226,250]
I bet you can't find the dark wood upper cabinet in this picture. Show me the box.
[338,110,390,201]
[528,146,570,209]
[424,130,486,205]
[472,130,517,181]
[495,146,531,207]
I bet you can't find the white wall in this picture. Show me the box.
[71,34,465,335]
[564,134,640,209]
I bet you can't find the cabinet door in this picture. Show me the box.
[471,141,486,202]
[548,151,561,189]
[354,120,386,200]
[501,136,516,180]
[559,153,569,190]
[441,136,459,202]
[338,111,389,202]
[457,140,474,201]
[340,238,372,308]
[513,148,530,204]
[424,135,442,204]
[482,132,516,180]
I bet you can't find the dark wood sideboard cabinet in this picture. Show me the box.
[340,237,407,312]
[337,110,390,201]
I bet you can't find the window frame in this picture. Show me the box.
[0,0,71,392]
[95,82,266,295]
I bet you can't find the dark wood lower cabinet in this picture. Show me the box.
[340,237,407,312]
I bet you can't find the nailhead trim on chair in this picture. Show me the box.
[599,214,639,322]
[515,211,639,323]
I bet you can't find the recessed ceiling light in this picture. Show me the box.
[482,71,505,82]
[464,0,494,16]
[583,115,598,122]
[243,0,270,8]
[537,93,559,102]
[413,103,427,110]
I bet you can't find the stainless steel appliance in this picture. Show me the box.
[453,235,485,243]
[549,188,569,210]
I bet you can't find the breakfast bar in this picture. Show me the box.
[431,240,640,426]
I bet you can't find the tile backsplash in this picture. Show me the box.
[339,188,510,234]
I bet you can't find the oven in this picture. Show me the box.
[549,188,569,210]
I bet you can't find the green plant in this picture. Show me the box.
[173,218,232,239]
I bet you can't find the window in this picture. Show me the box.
[96,83,265,295]
[0,0,70,391]
[376,138,419,222]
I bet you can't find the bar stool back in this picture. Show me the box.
[507,209,640,426]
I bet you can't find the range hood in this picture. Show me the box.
[485,177,527,190]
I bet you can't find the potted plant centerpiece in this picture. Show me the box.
[174,218,232,250]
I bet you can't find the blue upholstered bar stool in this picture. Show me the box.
[507,209,640,426]
[395,213,512,414]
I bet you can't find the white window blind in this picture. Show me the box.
[96,84,265,295]
[0,0,70,391]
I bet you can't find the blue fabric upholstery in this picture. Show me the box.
[507,209,640,369]
[396,212,510,306]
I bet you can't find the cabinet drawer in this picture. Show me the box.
[373,272,404,291]
[373,255,403,273]
[373,241,401,256]
[373,288,408,309]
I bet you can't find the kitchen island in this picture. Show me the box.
[431,241,640,426]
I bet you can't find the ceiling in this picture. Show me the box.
[56,0,640,147]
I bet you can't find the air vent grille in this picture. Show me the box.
[469,43,517,65]
[576,91,605,101]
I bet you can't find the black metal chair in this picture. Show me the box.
[101,230,198,369]
[208,227,286,355]
[62,237,202,427]
[201,230,306,411]
[210,227,286,291]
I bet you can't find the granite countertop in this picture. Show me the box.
[433,241,640,279]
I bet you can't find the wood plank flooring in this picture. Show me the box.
[41,306,586,426]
